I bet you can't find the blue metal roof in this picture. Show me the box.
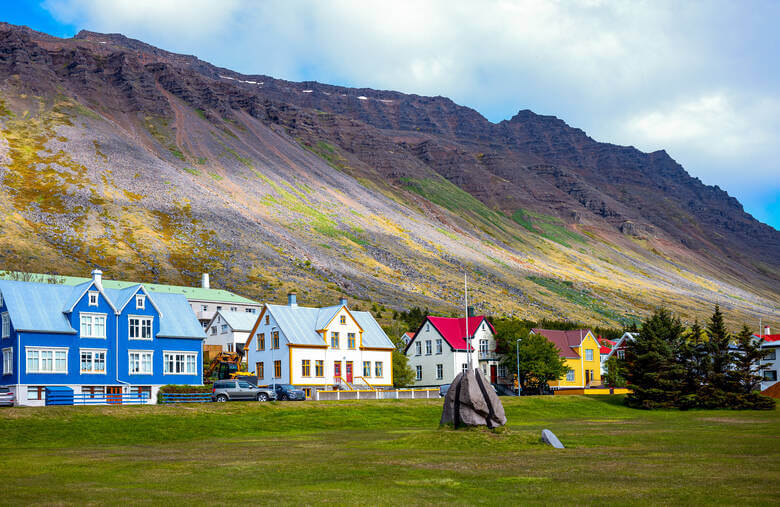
[0,279,205,339]
[265,304,393,349]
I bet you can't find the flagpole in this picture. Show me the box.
[465,272,470,371]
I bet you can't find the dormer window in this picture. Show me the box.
[88,291,99,306]
[136,294,145,309]
[340,315,346,325]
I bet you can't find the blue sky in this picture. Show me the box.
[5,0,779,229]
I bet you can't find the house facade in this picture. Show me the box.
[204,310,259,355]
[405,315,502,388]
[754,327,779,392]
[530,328,602,389]
[0,270,205,406]
[243,294,394,398]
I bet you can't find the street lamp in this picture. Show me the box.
[516,338,522,397]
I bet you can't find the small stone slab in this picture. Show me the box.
[541,429,564,448]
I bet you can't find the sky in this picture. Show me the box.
[4,0,779,229]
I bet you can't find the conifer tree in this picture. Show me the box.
[731,325,768,394]
[704,305,736,398]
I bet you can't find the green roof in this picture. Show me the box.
[0,272,259,305]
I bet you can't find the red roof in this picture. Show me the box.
[426,316,495,351]
[531,328,592,359]
[754,334,780,343]
[403,332,414,339]
[599,338,616,346]
[600,346,612,354]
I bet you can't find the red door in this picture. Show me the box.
[490,365,497,384]
[106,386,122,405]
[346,361,353,383]
[334,361,341,382]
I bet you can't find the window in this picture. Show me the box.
[425,323,430,332]
[330,332,339,349]
[498,365,508,378]
[764,370,778,382]
[88,291,98,306]
[245,308,253,313]
[315,360,324,377]
[256,362,264,379]
[363,361,371,377]
[257,333,265,350]
[340,315,346,325]
[274,360,282,378]
[221,324,228,333]
[436,364,443,379]
[566,369,575,382]
[479,340,488,355]
[163,352,197,375]
[129,316,153,340]
[415,342,422,356]
[436,339,442,354]
[2,347,12,375]
[265,315,270,325]
[26,347,68,373]
[230,307,237,312]
[27,386,45,400]
[80,349,106,373]
[585,349,594,361]
[227,343,234,353]
[415,365,422,381]
[617,350,625,359]
[765,349,777,361]
[80,313,106,338]
[425,340,432,355]
[302,387,311,398]
[129,351,153,375]
[375,361,383,378]
[216,306,222,311]
[302,359,311,377]
[347,333,356,349]
[1,313,9,338]
[130,386,151,400]
[201,305,208,312]
[462,363,468,374]
[81,385,105,398]
[272,331,280,349]
[0,291,3,307]
[135,294,145,309]
[210,326,217,335]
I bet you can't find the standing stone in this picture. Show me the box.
[441,369,507,428]
[541,429,564,448]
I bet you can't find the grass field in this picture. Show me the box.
[1,396,778,505]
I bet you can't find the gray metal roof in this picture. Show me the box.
[265,304,393,349]
[218,310,259,332]
[0,279,205,339]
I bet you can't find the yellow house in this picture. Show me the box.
[530,328,602,389]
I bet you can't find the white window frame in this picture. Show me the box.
[415,365,422,381]
[136,294,146,310]
[462,363,468,374]
[128,315,153,340]
[1,312,9,338]
[88,291,99,306]
[566,369,576,382]
[585,349,594,361]
[436,363,443,380]
[25,346,68,374]
[2,347,12,375]
[415,341,422,356]
[425,340,432,355]
[79,348,107,374]
[80,312,107,339]
[436,339,442,354]
[0,291,3,307]
[163,351,198,375]
[129,350,154,375]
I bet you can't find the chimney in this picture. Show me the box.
[765,325,771,336]
[201,273,210,289]
[339,297,348,306]
[467,306,475,318]
[91,269,103,290]
[288,292,297,307]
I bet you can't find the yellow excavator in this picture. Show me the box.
[204,346,255,382]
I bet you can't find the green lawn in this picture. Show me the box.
[1,396,778,505]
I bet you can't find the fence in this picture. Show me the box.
[159,392,213,403]
[45,391,149,406]
[314,388,439,401]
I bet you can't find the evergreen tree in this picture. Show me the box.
[603,355,627,388]
[731,325,768,394]
[624,307,686,409]
[702,305,737,403]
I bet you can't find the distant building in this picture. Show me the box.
[0,271,261,329]
[530,328,602,389]
[204,310,259,355]
[0,270,205,406]
[754,326,779,392]
[400,332,414,350]
[243,294,395,399]
[404,314,501,388]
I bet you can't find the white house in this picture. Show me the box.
[243,294,395,398]
[204,310,259,355]
[404,314,501,388]
[754,327,779,392]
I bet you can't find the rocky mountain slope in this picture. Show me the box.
[0,23,777,326]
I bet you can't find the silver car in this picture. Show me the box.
[211,379,276,402]
[0,387,15,407]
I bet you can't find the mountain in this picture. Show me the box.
[0,23,777,326]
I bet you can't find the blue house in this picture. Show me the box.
[0,270,205,406]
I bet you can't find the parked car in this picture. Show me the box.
[212,380,277,402]
[273,384,306,401]
[0,387,15,406]
[439,384,450,398]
